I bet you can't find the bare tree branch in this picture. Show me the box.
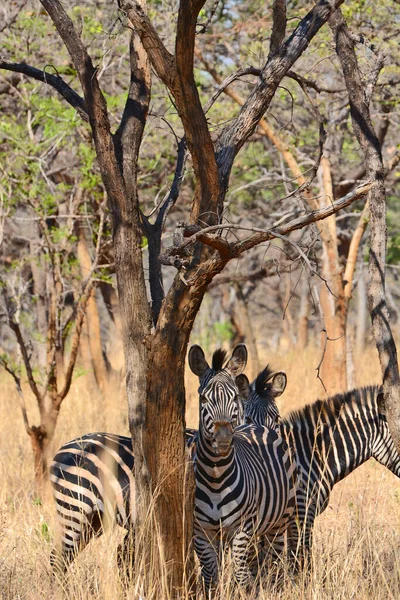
[1,292,42,406]
[175,0,221,223]
[39,0,127,221]
[57,282,94,405]
[203,67,260,114]
[114,30,151,199]
[0,58,88,121]
[142,139,188,323]
[208,267,275,289]
[269,0,286,58]
[196,49,318,209]
[216,0,345,191]
[0,0,28,34]
[165,181,374,264]
[120,0,175,87]
[122,0,220,225]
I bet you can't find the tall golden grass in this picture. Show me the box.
[1,344,400,599]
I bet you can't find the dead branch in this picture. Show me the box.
[0,58,88,121]
[216,0,345,191]
[166,181,374,266]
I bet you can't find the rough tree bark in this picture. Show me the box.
[331,10,400,450]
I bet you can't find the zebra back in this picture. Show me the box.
[246,383,400,513]
[50,429,197,566]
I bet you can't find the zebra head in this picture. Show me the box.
[241,365,287,429]
[188,344,248,456]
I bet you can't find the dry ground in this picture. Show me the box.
[1,345,400,599]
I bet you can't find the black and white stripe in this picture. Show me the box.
[49,344,249,573]
[50,429,197,572]
[244,383,400,563]
[239,365,287,430]
[189,346,299,590]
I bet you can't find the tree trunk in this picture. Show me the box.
[318,157,347,393]
[77,227,109,395]
[79,319,100,394]
[355,257,367,357]
[232,284,259,380]
[297,276,310,349]
[30,425,49,491]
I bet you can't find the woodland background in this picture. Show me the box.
[1,0,400,598]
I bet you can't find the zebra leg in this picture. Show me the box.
[287,512,315,574]
[231,530,255,590]
[251,532,285,578]
[50,510,102,579]
[194,533,220,594]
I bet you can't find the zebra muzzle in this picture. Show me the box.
[212,423,233,455]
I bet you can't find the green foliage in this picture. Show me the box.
[40,522,51,543]
[213,321,235,343]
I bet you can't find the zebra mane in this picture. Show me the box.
[283,385,381,426]
[254,365,276,399]
[212,349,228,371]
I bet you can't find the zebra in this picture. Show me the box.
[244,383,400,566]
[188,345,299,591]
[49,344,252,574]
[238,365,287,430]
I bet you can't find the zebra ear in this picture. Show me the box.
[377,389,385,413]
[225,344,248,376]
[236,374,251,401]
[188,345,210,377]
[271,372,287,397]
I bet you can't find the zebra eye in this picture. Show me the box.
[200,395,208,404]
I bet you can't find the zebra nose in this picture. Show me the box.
[212,422,233,455]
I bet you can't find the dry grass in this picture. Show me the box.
[1,344,400,599]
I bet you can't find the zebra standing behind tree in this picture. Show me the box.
[50,344,262,575]
[188,345,299,592]
[244,381,400,565]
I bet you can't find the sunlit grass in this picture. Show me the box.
[1,343,399,598]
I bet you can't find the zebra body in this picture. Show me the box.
[194,424,298,588]
[50,430,197,570]
[189,346,298,589]
[244,384,400,559]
